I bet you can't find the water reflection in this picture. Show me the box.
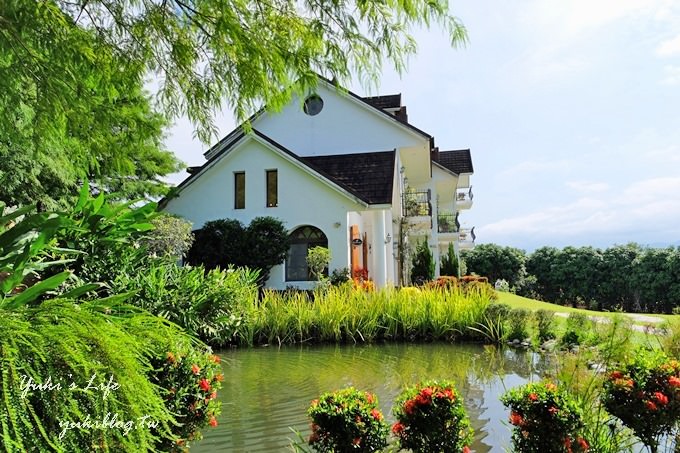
[194,343,547,452]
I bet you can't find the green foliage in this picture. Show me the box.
[659,319,680,359]
[186,216,290,286]
[507,308,531,342]
[535,309,556,342]
[439,242,459,277]
[0,299,220,451]
[469,302,510,343]
[391,380,473,453]
[461,243,527,288]
[329,268,351,286]
[306,246,331,284]
[561,313,592,347]
[410,239,434,285]
[0,2,181,208]
[501,382,589,453]
[307,388,388,453]
[602,351,680,451]
[142,214,194,259]
[112,262,259,347]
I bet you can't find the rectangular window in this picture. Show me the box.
[234,172,245,209]
[266,169,278,207]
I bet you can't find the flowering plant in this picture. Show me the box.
[501,382,589,453]
[602,352,680,451]
[307,388,388,453]
[148,345,223,451]
[392,380,472,453]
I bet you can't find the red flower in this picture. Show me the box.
[669,376,680,388]
[545,383,557,391]
[565,437,572,453]
[352,437,361,446]
[653,391,669,405]
[609,371,624,380]
[310,399,319,407]
[392,422,405,435]
[371,409,383,421]
[214,373,224,382]
[420,387,434,398]
[209,416,218,427]
[444,388,455,400]
[365,392,374,404]
[577,437,590,451]
[308,432,320,443]
[404,399,416,414]
[548,406,559,415]
[645,400,658,411]
[191,364,201,375]
[210,391,218,400]
[509,411,524,426]
[462,446,471,453]
[166,352,176,364]
[199,378,211,392]
[211,355,220,364]
[528,393,538,401]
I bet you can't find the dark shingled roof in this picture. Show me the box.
[437,149,474,174]
[362,94,402,110]
[302,151,395,204]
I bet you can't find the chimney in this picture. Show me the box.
[395,106,408,123]
[430,146,440,162]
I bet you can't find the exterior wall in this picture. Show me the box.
[256,83,427,157]
[163,138,365,290]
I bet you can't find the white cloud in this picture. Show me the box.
[660,65,680,85]
[479,177,680,243]
[566,181,610,193]
[656,34,680,57]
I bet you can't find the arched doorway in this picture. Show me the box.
[285,226,328,281]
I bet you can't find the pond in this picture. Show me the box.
[194,343,551,452]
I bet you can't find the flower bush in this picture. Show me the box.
[392,380,473,453]
[602,351,680,451]
[501,382,589,453]
[148,345,223,451]
[307,388,388,453]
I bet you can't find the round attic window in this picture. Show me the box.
[303,94,324,116]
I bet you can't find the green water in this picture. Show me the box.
[195,343,548,452]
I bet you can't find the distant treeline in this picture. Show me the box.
[461,243,680,314]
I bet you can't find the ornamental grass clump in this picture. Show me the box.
[392,380,473,453]
[307,388,388,453]
[501,382,589,453]
[602,351,680,452]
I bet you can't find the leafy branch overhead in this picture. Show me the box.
[2,0,467,143]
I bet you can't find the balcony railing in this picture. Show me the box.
[458,227,476,246]
[403,189,432,217]
[456,186,474,204]
[437,212,460,233]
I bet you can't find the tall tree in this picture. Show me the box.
[1,1,467,206]
[461,243,527,288]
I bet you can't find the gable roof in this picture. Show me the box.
[437,149,474,174]
[302,151,395,205]
[203,76,433,159]
[163,129,394,207]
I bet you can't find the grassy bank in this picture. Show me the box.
[237,284,494,346]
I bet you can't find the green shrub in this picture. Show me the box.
[561,313,591,347]
[440,242,459,277]
[659,319,680,359]
[186,216,290,285]
[602,351,680,451]
[508,308,530,341]
[329,268,351,286]
[307,246,331,282]
[391,380,473,453]
[410,239,434,285]
[307,388,388,453]
[501,382,589,453]
[143,213,194,258]
[113,262,259,347]
[535,309,556,342]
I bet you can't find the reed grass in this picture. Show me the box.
[239,283,494,346]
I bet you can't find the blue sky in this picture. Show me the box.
[165,0,680,252]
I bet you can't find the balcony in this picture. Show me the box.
[458,227,476,250]
[437,212,459,234]
[456,186,474,210]
[403,189,432,232]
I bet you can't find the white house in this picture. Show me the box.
[162,78,474,289]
